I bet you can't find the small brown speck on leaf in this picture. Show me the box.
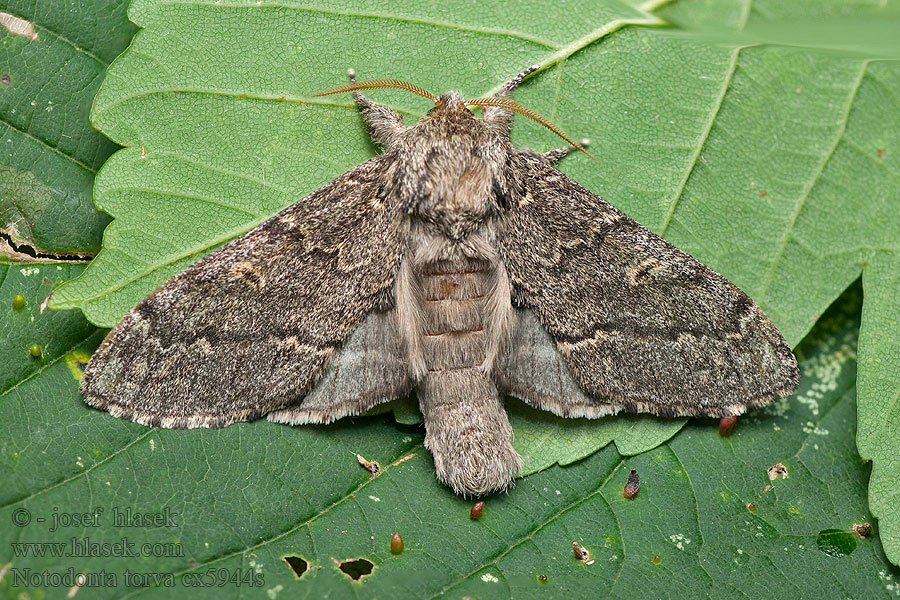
[573,542,589,563]
[763,484,772,493]
[758,191,767,197]
[852,522,872,539]
[538,574,548,582]
[356,453,381,476]
[470,501,485,519]
[623,469,640,499]
[767,462,788,481]
[876,148,885,157]
[390,532,404,554]
[746,502,756,512]
[719,415,737,436]
[1,73,10,86]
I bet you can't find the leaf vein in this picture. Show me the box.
[757,60,871,301]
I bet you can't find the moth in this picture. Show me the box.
[81,66,799,496]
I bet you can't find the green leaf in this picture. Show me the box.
[37,0,900,565]
[0,0,136,255]
[858,252,900,568]
[5,278,899,598]
[0,263,96,393]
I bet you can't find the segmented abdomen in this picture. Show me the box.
[419,256,492,373]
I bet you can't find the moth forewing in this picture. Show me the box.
[82,67,798,498]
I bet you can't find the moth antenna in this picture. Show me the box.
[313,79,438,105]
[465,97,592,157]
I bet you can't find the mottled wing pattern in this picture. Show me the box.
[496,152,799,418]
[81,156,407,428]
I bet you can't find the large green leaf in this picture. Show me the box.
[39,0,900,563]
[5,271,899,598]
[0,0,136,255]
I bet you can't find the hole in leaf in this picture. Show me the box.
[816,529,857,557]
[338,558,374,581]
[283,556,309,578]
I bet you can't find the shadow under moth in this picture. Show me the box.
[81,66,799,497]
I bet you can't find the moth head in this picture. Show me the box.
[313,77,589,155]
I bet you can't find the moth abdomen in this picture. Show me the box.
[419,368,521,497]
[405,223,521,494]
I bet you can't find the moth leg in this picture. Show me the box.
[347,68,406,148]
[483,64,540,131]
[541,138,591,164]
[497,64,540,98]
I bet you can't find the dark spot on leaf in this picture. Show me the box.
[816,529,857,557]
[758,190,767,197]
[746,502,756,512]
[76,360,88,372]
[283,555,309,578]
[338,558,374,581]
[1,73,9,86]
[652,555,661,565]
[538,574,548,582]
[877,148,885,157]
[623,469,640,499]
[470,501,484,519]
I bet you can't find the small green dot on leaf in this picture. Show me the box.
[13,294,25,310]
[30,344,42,358]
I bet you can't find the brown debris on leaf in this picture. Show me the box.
[356,453,381,476]
[573,541,589,563]
[767,462,788,481]
[623,469,640,499]
[852,522,872,539]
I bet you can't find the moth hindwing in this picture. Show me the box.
[83,66,798,497]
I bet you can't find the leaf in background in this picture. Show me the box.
[1,263,96,393]
[33,0,900,565]
[0,0,136,255]
[4,282,899,598]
